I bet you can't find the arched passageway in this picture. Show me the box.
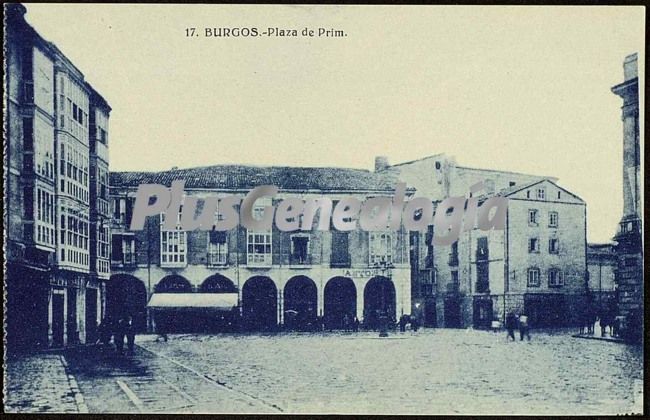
[324,277,357,330]
[363,276,396,330]
[106,274,148,333]
[283,276,317,331]
[242,276,277,331]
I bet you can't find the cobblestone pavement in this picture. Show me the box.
[4,353,81,413]
[4,329,644,415]
[136,329,643,415]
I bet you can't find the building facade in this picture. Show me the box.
[108,165,412,333]
[611,53,643,342]
[586,243,617,314]
[383,154,588,328]
[4,4,111,351]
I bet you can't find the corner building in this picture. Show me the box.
[5,4,111,351]
[109,165,412,332]
[382,154,587,328]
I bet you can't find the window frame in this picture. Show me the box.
[527,267,541,287]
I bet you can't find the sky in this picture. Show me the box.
[22,4,644,243]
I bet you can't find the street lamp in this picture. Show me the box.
[373,257,395,337]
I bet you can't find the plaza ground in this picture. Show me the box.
[4,328,643,415]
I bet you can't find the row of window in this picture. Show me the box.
[526,188,561,201]
[528,237,560,254]
[527,268,564,287]
[528,209,558,227]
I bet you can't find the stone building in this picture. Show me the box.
[108,165,412,333]
[381,154,588,328]
[611,53,643,342]
[4,4,111,351]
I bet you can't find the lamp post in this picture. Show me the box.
[373,257,395,337]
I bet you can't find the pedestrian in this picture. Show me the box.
[399,314,408,332]
[411,316,420,332]
[505,312,517,341]
[155,312,169,342]
[115,317,126,355]
[343,314,350,332]
[125,316,136,355]
[353,316,360,332]
[518,313,530,341]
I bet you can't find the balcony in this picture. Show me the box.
[289,254,312,268]
[247,253,272,268]
[207,252,228,267]
[330,256,351,268]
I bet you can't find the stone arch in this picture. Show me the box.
[324,277,357,330]
[363,276,396,329]
[242,276,277,331]
[200,274,237,293]
[155,274,192,293]
[283,276,317,331]
[106,274,148,332]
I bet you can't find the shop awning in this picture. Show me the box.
[147,293,238,309]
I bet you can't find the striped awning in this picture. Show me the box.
[147,293,238,309]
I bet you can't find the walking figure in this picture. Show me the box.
[505,312,517,341]
[155,313,169,342]
[352,316,360,332]
[125,316,136,355]
[115,317,126,355]
[518,313,530,341]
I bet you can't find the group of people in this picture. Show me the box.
[341,314,361,332]
[96,316,137,355]
[579,309,620,337]
[398,314,420,332]
[504,312,530,341]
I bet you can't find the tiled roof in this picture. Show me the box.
[110,164,401,192]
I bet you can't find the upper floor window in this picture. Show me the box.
[527,268,540,287]
[207,230,227,266]
[528,209,538,226]
[369,231,392,265]
[549,211,558,227]
[548,268,564,287]
[536,188,546,200]
[160,212,186,266]
[247,198,272,266]
[549,238,559,254]
[290,234,310,265]
[528,237,540,253]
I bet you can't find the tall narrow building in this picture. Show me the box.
[4,3,111,351]
[611,53,643,342]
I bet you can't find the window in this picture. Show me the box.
[528,209,538,226]
[549,238,559,254]
[509,181,516,187]
[207,230,227,266]
[290,235,310,264]
[536,188,545,200]
[161,230,186,266]
[528,238,539,253]
[122,236,135,264]
[557,191,561,199]
[476,237,488,261]
[247,231,272,266]
[23,118,33,151]
[247,198,272,266]
[526,190,530,199]
[549,211,558,227]
[330,229,350,267]
[527,268,540,287]
[369,231,392,265]
[548,269,563,287]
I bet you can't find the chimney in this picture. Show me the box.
[375,156,389,172]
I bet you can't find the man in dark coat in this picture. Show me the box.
[505,312,517,341]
